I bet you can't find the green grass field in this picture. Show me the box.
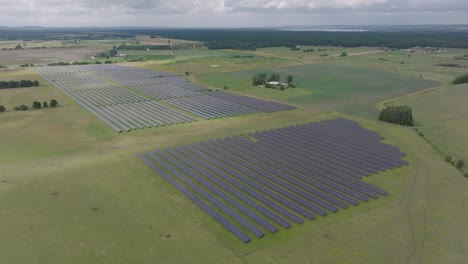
[1,44,467,263]
[197,63,438,117]
[174,49,227,59]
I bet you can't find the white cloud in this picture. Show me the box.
[0,0,467,26]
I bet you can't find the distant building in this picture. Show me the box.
[267,81,289,87]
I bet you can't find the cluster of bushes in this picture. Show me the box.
[452,73,468,84]
[378,58,390,61]
[445,156,465,169]
[303,48,314,52]
[339,52,348,57]
[7,99,58,112]
[0,100,58,113]
[0,80,39,89]
[19,64,34,67]
[434,63,467,68]
[445,156,466,176]
[379,105,414,126]
[319,54,329,57]
[0,65,6,68]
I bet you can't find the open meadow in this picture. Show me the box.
[1,43,467,264]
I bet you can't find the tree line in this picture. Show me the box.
[116,44,171,50]
[0,80,40,89]
[137,29,468,50]
[379,105,414,126]
[0,99,58,113]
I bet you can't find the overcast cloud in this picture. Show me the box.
[1,0,467,27]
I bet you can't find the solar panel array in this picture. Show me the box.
[163,95,260,119]
[35,65,196,132]
[36,64,298,131]
[137,118,407,243]
[207,91,297,112]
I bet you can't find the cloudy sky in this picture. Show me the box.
[1,0,467,27]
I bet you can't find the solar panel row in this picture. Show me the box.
[137,119,407,242]
[207,91,296,112]
[164,95,260,119]
[35,66,196,132]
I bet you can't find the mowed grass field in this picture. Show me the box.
[1,46,467,263]
[394,83,468,173]
[197,63,438,117]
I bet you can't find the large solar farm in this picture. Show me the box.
[35,65,295,132]
[138,118,407,242]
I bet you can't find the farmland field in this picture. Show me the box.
[197,63,438,117]
[174,49,227,59]
[1,42,467,264]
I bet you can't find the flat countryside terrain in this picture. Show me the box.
[1,44,467,264]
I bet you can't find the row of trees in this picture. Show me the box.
[116,44,171,50]
[142,29,468,50]
[0,80,39,89]
[0,99,58,113]
[379,105,414,126]
[452,73,468,84]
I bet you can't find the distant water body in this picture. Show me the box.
[279,28,370,32]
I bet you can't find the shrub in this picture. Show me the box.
[32,101,42,109]
[339,51,348,57]
[456,159,465,169]
[50,99,58,107]
[223,85,228,90]
[0,105,5,112]
[452,73,468,84]
[464,172,468,178]
[417,131,424,137]
[446,156,453,163]
[42,101,48,108]
[16,104,29,111]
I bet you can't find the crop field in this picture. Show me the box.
[394,83,468,173]
[138,118,406,242]
[198,63,438,117]
[174,49,227,59]
[1,44,467,264]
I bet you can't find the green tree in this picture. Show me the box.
[456,159,465,169]
[267,73,280,82]
[32,101,41,109]
[287,75,293,84]
[17,104,28,111]
[42,101,48,108]
[339,51,348,57]
[50,99,58,108]
[0,105,5,112]
[452,73,468,84]
[379,105,414,126]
